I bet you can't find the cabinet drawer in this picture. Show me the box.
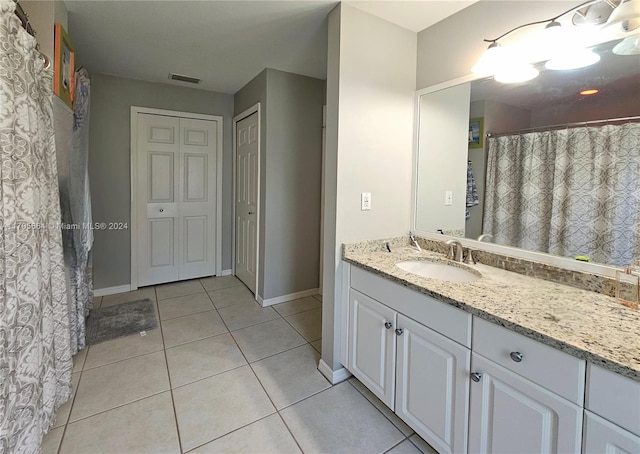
[472,317,585,405]
[583,411,640,454]
[350,267,471,347]
[586,364,640,436]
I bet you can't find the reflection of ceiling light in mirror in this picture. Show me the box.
[613,34,640,54]
[580,88,599,95]
[494,64,539,84]
[604,0,640,36]
[472,42,507,76]
[545,49,601,70]
[572,0,620,27]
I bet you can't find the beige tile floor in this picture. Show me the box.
[44,276,435,454]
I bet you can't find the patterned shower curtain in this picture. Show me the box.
[0,1,73,452]
[483,123,640,266]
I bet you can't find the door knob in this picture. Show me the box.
[395,328,404,336]
[471,372,482,382]
[384,322,392,329]
[159,208,164,212]
[510,351,524,362]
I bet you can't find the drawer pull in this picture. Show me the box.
[510,351,524,362]
[395,328,404,336]
[471,372,482,382]
[384,322,392,329]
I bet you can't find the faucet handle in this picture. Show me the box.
[463,248,477,265]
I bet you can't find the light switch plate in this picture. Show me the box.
[445,191,453,206]
[361,192,371,211]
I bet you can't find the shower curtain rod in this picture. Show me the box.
[486,115,640,138]
[13,0,51,69]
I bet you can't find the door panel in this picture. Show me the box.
[184,216,207,263]
[396,314,470,454]
[235,112,258,293]
[148,152,174,202]
[178,118,217,279]
[469,353,582,454]
[184,154,207,201]
[137,113,218,286]
[348,289,396,409]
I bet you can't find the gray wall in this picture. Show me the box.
[416,1,584,89]
[234,69,324,300]
[89,74,234,289]
[323,3,417,371]
[264,69,324,300]
[234,69,268,297]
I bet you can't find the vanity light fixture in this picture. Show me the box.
[604,0,640,35]
[612,34,640,53]
[472,0,631,83]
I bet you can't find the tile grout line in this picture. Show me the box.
[346,379,416,443]
[383,436,413,454]
[60,281,325,453]
[155,288,185,454]
[176,307,281,453]
[275,412,306,453]
[55,367,84,454]
[241,345,308,453]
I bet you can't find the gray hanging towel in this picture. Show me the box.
[466,161,479,219]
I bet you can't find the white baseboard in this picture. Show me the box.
[260,288,320,307]
[94,284,132,297]
[318,359,351,384]
[218,269,233,276]
[256,294,264,305]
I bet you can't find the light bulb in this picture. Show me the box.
[545,49,601,70]
[494,64,539,84]
[472,42,507,76]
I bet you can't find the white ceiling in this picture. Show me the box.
[348,0,477,33]
[66,1,477,94]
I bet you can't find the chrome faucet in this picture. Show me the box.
[477,233,493,242]
[445,239,463,262]
[409,232,422,252]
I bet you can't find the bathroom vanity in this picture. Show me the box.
[341,240,640,454]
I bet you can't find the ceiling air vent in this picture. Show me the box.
[169,73,201,84]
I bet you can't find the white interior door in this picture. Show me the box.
[235,112,258,293]
[137,113,218,286]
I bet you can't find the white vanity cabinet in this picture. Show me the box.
[345,263,639,454]
[583,411,640,454]
[583,364,640,453]
[348,289,397,409]
[469,317,584,454]
[348,267,472,454]
[395,314,470,454]
[468,353,583,454]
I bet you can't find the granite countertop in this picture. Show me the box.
[343,242,640,382]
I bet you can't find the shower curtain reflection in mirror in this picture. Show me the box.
[483,123,640,266]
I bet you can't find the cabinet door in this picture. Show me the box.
[395,314,470,454]
[469,353,582,454]
[583,411,640,454]
[348,289,397,409]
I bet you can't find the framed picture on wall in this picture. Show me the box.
[469,117,484,149]
[54,23,75,109]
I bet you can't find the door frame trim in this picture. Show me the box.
[232,103,261,297]
[130,106,223,290]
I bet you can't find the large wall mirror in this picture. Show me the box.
[415,36,640,268]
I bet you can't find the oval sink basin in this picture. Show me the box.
[396,261,481,283]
